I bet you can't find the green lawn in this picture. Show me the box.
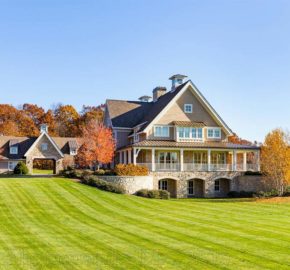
[32,168,54,175]
[0,178,289,270]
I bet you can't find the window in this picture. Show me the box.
[207,128,221,139]
[193,152,208,164]
[70,149,77,155]
[133,132,139,143]
[8,161,18,171]
[214,180,220,191]
[211,153,226,164]
[184,104,193,113]
[188,180,194,195]
[10,146,18,155]
[158,180,168,190]
[154,126,169,137]
[177,127,203,141]
[41,143,48,151]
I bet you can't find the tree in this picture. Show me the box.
[75,121,115,169]
[14,161,29,175]
[22,103,45,128]
[261,129,290,196]
[54,105,80,137]
[41,109,57,136]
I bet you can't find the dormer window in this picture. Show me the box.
[41,143,48,151]
[207,128,221,139]
[184,104,193,113]
[70,149,77,155]
[154,126,169,137]
[10,146,18,155]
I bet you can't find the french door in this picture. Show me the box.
[158,152,178,171]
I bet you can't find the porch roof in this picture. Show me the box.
[131,140,260,150]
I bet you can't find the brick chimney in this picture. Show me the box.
[153,86,166,102]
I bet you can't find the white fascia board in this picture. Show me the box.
[143,81,233,136]
[24,132,64,158]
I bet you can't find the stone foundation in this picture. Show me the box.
[98,172,267,198]
[98,176,153,194]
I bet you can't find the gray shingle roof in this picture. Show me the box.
[0,136,82,160]
[106,81,188,129]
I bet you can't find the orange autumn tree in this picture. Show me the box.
[75,121,115,169]
[261,128,290,196]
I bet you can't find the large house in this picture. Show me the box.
[104,74,261,198]
[0,124,80,174]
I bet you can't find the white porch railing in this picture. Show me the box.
[136,162,259,172]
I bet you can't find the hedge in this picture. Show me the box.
[135,189,170,199]
[114,164,148,176]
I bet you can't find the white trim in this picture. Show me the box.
[184,103,193,113]
[207,127,222,139]
[153,125,170,138]
[24,132,64,158]
[143,81,233,136]
[9,146,18,155]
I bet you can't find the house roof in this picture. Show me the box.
[0,135,81,160]
[106,82,188,130]
[131,140,259,150]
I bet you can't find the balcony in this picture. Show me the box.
[137,163,260,172]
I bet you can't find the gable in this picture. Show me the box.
[25,133,64,159]
[156,86,219,126]
[143,81,233,136]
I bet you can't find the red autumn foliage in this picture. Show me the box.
[75,121,115,168]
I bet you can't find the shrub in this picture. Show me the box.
[94,169,105,175]
[283,186,290,197]
[81,175,125,194]
[254,189,279,198]
[135,189,170,199]
[114,164,148,176]
[228,191,255,198]
[14,162,29,175]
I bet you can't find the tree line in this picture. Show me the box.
[0,104,104,137]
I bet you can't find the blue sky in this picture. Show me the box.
[0,0,289,142]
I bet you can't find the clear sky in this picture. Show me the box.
[0,0,289,142]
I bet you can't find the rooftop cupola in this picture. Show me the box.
[169,74,187,91]
[40,124,48,133]
[138,95,152,102]
[152,86,166,102]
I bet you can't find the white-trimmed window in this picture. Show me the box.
[177,127,203,141]
[158,180,168,190]
[8,161,18,171]
[154,126,169,137]
[133,132,139,143]
[207,128,221,139]
[41,143,48,151]
[10,146,18,155]
[184,104,193,113]
[70,149,77,155]
[214,180,220,191]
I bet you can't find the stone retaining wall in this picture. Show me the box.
[98,176,153,194]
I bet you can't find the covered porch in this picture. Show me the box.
[116,147,260,172]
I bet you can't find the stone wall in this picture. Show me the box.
[98,176,153,194]
[231,175,270,192]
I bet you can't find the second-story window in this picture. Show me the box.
[154,126,169,137]
[10,146,18,155]
[178,127,203,141]
[207,128,221,139]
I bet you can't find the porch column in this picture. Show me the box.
[243,152,247,171]
[128,149,132,164]
[151,148,155,172]
[207,149,211,171]
[232,150,237,171]
[124,151,127,164]
[119,151,122,164]
[133,148,137,165]
[180,149,184,171]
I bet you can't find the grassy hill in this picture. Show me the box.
[0,177,289,270]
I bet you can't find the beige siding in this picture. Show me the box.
[114,129,131,149]
[152,87,227,140]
